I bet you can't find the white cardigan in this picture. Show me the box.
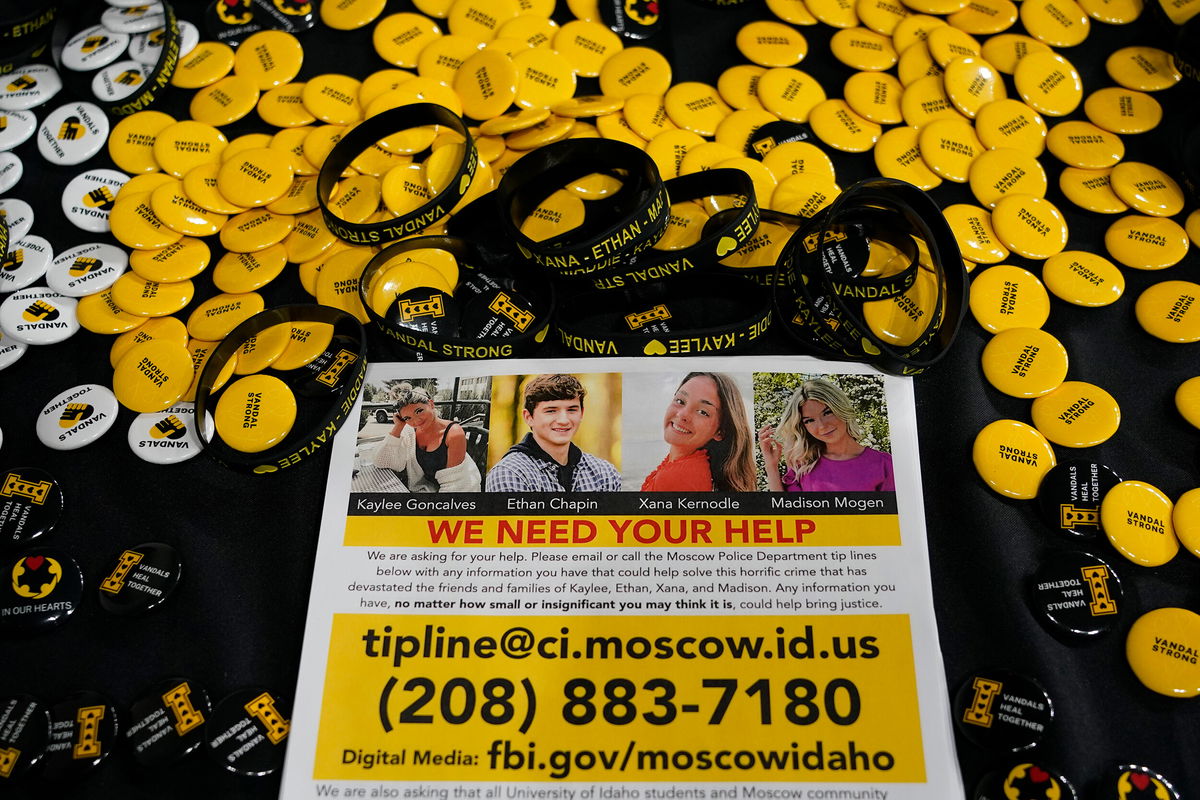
[371,425,481,493]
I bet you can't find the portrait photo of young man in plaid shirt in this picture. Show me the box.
[484,374,621,493]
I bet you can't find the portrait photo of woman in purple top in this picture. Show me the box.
[758,377,895,492]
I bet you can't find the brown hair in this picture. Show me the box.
[523,374,586,414]
[677,372,756,493]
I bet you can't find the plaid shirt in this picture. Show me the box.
[485,448,621,492]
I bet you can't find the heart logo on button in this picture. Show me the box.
[1029,767,1050,784]
[25,555,45,571]
[1130,773,1151,791]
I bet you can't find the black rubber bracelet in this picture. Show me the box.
[357,235,554,361]
[193,305,367,474]
[570,168,761,291]
[317,103,477,246]
[494,138,669,279]
[556,274,772,357]
[0,2,56,70]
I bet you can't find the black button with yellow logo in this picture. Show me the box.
[973,761,1078,800]
[0,467,63,548]
[952,670,1054,752]
[1036,460,1122,538]
[96,542,181,616]
[125,677,211,766]
[205,687,291,776]
[1097,763,1181,800]
[0,694,50,782]
[0,547,82,635]
[41,691,119,781]
[1028,550,1127,640]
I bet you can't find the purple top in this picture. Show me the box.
[782,447,895,492]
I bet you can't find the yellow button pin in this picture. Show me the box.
[1106,46,1182,91]
[213,245,289,295]
[844,71,904,125]
[1058,167,1129,214]
[186,292,266,341]
[969,264,1051,333]
[113,339,195,413]
[1102,481,1179,567]
[974,99,1047,156]
[1013,51,1083,117]
[856,0,911,35]
[110,316,189,368]
[892,14,947,53]
[943,203,1008,263]
[599,47,671,99]
[232,322,293,375]
[220,209,296,254]
[991,194,1068,259]
[110,272,194,318]
[1178,377,1200,430]
[757,67,827,122]
[373,12,442,67]
[153,120,228,179]
[233,30,303,90]
[1084,87,1162,134]
[972,419,1057,499]
[273,322,336,371]
[321,0,387,29]
[664,82,732,138]
[216,147,296,210]
[1105,215,1190,270]
[942,56,1005,118]
[1019,0,1091,47]
[1109,162,1185,218]
[897,40,942,87]
[1045,120,1124,169]
[917,117,982,183]
[735,20,809,67]
[302,74,363,125]
[1042,250,1124,307]
[1174,488,1200,558]
[553,20,621,78]
[129,237,212,283]
[968,147,1048,208]
[1031,380,1121,448]
[926,25,981,67]
[1135,280,1200,343]
[214,374,297,454]
[108,110,175,174]
[1077,0,1143,22]
[873,126,942,189]
[1126,608,1200,696]
[830,27,898,71]
[149,179,228,237]
[182,162,249,216]
[809,98,882,152]
[190,74,260,128]
[77,289,143,334]
[899,73,963,128]
[170,41,235,90]
[805,0,860,28]
[981,327,1068,397]
[109,192,184,251]
[716,64,767,111]
[316,248,374,323]
[980,33,1051,74]
[257,83,317,129]
[948,0,1018,34]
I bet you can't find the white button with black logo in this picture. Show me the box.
[0,235,53,295]
[37,102,109,166]
[92,60,148,102]
[62,24,132,72]
[46,243,129,297]
[128,402,213,464]
[130,20,199,65]
[0,329,28,371]
[36,384,119,451]
[0,64,63,111]
[61,169,129,233]
[0,152,22,193]
[0,286,79,345]
[0,198,34,242]
[101,3,166,34]
[0,110,36,152]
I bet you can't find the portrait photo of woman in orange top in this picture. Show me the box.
[641,372,756,492]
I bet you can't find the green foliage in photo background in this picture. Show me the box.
[752,373,891,492]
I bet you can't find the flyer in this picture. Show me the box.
[280,356,964,800]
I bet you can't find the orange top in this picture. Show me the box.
[642,450,714,492]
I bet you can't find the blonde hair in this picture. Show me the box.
[775,378,865,477]
[678,372,756,493]
[393,382,433,409]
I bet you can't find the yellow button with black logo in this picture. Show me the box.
[190,74,260,127]
[715,64,766,111]
[980,33,1051,74]
[182,162,249,215]
[1058,167,1128,214]
[217,147,295,208]
[1174,488,1200,557]
[1189,209,1200,248]
[170,41,235,90]
[856,0,911,36]
[507,115,576,149]
[969,264,1051,333]
[186,292,266,340]
[1179,378,1200,429]
[736,20,809,67]
[223,133,275,163]
[844,71,903,125]
[479,108,550,137]
[892,14,946,53]
[756,67,826,123]
[108,111,175,174]
[302,74,363,125]
[448,0,521,42]
[599,47,672,99]
[1078,0,1143,22]
[454,49,518,120]
[113,339,195,413]
[620,94,676,140]
[968,147,1048,208]
[360,69,416,108]
[981,327,1068,397]
[896,40,942,87]
[220,209,296,254]
[942,56,1005,118]
[767,0,819,23]
[553,20,621,78]
[653,203,708,251]
[1107,46,1182,92]
[380,162,432,217]
[77,289,143,334]
[1020,0,1090,47]
[110,272,194,318]
[1013,51,1083,117]
[233,30,303,90]
[948,0,1018,34]
[322,0,387,29]
[257,83,317,128]
[1105,215,1190,270]
[1126,608,1200,696]
[873,126,942,189]
[1045,120,1123,169]
[1031,380,1121,448]
[809,99,881,152]
[1085,87,1162,135]
[974,99,1046,156]
[182,338,236,401]
[831,28,898,72]
[805,0,859,28]
[498,14,558,50]
[273,322,336,371]
[762,140,837,182]
[769,173,840,217]
[944,204,1008,263]
[899,74,962,128]
[1109,162,1185,217]
[367,260,456,315]
[862,264,940,344]
[901,0,968,15]
[1102,481,1179,567]
[233,322,293,375]
[284,209,338,263]
[991,194,1068,259]
[153,121,228,178]
[149,179,228,237]
[1042,250,1124,307]
[316,248,374,323]
[926,25,981,66]
[714,108,779,153]
[330,174,383,224]
[110,316,189,368]
[918,117,982,183]
[214,374,297,453]
[213,244,289,294]
[373,12,442,67]
[664,82,733,138]
[129,237,212,283]
[972,418,1057,499]
[1135,280,1200,342]
[553,95,624,118]
[109,192,185,251]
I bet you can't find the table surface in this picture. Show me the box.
[2,1,1199,798]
